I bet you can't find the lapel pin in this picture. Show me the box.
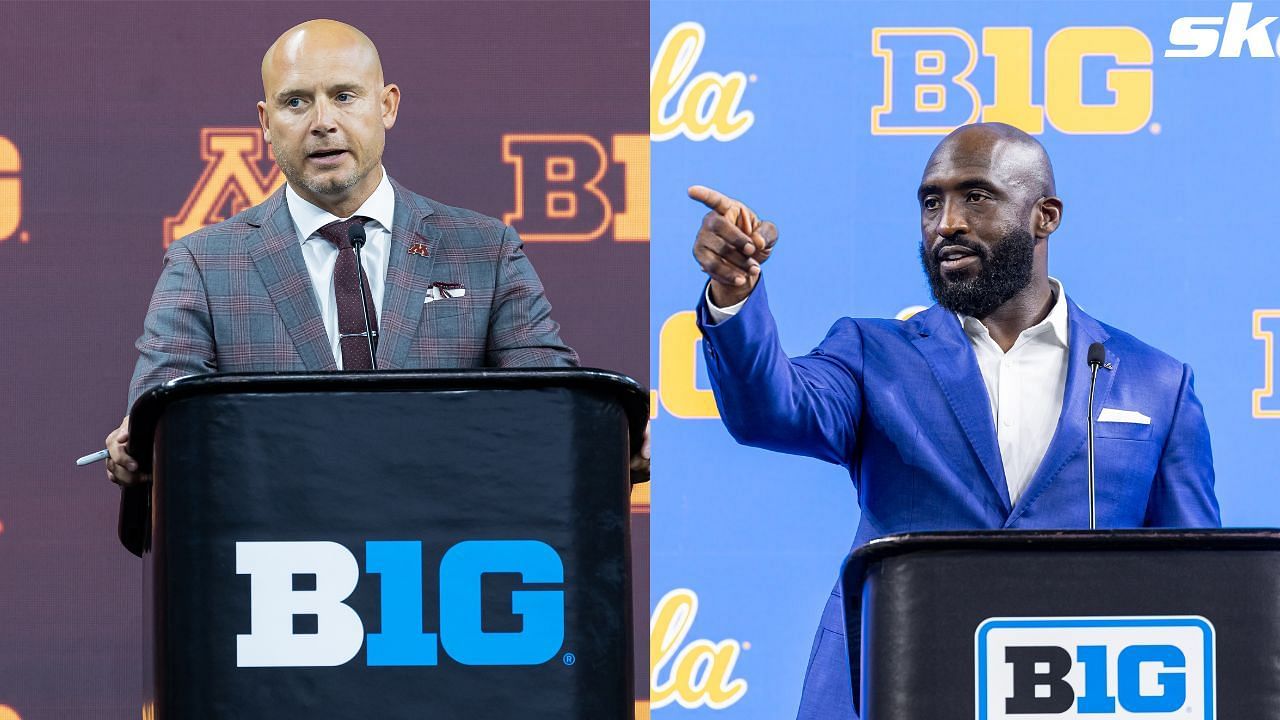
[408,242,430,257]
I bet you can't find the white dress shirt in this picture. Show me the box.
[958,278,1069,504]
[284,169,394,370]
[705,277,1071,504]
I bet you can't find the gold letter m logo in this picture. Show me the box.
[163,128,284,248]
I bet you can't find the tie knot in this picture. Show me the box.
[317,217,371,250]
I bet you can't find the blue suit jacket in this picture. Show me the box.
[697,278,1220,720]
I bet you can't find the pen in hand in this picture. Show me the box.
[76,449,109,466]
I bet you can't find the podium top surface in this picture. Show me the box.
[853,528,1280,566]
[134,366,643,400]
[128,368,648,457]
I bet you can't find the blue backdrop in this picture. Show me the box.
[648,1,1280,717]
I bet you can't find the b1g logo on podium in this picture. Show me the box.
[975,616,1215,719]
[236,539,564,668]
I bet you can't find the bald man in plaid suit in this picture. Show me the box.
[105,20,576,499]
[124,176,575,408]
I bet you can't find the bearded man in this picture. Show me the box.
[688,122,1219,720]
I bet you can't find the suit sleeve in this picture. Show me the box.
[1144,363,1221,527]
[127,242,217,409]
[698,276,862,467]
[485,225,579,368]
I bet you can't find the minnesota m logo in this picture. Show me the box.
[164,128,285,247]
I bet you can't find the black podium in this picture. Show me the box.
[843,530,1280,719]
[123,369,647,719]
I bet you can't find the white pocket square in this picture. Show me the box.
[1098,408,1151,425]
[424,286,465,304]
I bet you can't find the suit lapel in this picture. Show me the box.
[376,179,439,370]
[245,188,337,371]
[1006,299,1116,524]
[910,307,1012,514]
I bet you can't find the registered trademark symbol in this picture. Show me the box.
[748,73,758,83]
[742,641,751,650]
[1149,122,1162,135]
[18,231,28,243]
[562,652,576,666]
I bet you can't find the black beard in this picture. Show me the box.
[919,227,1035,318]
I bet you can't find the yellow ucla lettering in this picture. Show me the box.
[651,588,748,710]
[0,136,21,243]
[872,26,1153,136]
[658,311,720,419]
[654,306,937,415]
[164,128,284,247]
[897,305,929,321]
[1253,310,1280,418]
[0,704,22,720]
[651,22,754,142]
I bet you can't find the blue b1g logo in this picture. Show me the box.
[235,540,565,668]
[975,616,1215,719]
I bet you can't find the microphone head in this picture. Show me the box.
[1087,342,1106,368]
[347,222,367,249]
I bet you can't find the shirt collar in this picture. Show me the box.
[284,167,395,245]
[958,277,1069,349]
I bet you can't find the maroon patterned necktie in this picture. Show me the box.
[316,217,378,370]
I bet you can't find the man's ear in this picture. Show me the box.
[1035,196,1063,238]
[381,84,401,130]
[257,100,271,144]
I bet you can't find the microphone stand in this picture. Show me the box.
[1086,342,1108,530]
[1087,364,1099,530]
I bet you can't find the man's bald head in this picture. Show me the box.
[255,19,399,217]
[261,20,384,97]
[926,122,1056,201]
[916,122,1064,319]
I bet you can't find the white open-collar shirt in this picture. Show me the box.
[957,277,1069,504]
[285,168,394,370]
[707,277,1071,504]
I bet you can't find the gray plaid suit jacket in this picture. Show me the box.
[128,178,577,407]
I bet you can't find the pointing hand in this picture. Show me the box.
[689,185,778,307]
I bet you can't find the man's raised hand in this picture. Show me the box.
[689,185,778,308]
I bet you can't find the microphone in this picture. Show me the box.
[1086,342,1107,530]
[347,223,378,370]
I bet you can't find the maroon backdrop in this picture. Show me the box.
[0,3,648,717]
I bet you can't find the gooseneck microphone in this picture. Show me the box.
[347,223,378,370]
[1086,342,1107,530]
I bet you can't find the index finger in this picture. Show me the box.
[688,185,741,215]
